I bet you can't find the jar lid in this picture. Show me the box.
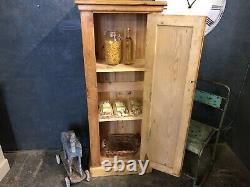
[106,31,121,38]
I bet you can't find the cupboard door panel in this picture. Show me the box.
[141,14,206,176]
[149,25,193,168]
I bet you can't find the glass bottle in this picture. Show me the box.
[124,28,133,65]
[104,31,122,65]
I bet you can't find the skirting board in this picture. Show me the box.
[0,158,10,181]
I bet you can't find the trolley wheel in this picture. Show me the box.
[85,170,91,182]
[56,154,61,165]
[65,177,71,187]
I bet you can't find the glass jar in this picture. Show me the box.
[104,31,122,65]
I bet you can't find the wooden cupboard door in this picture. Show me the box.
[140,14,206,176]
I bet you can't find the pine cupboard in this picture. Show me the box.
[75,0,206,177]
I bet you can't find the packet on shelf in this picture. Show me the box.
[99,101,113,118]
[128,99,142,116]
[113,101,128,117]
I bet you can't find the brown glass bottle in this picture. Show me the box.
[124,28,133,65]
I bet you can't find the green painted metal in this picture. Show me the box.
[194,90,223,109]
[186,120,215,155]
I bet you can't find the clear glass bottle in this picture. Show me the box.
[104,31,122,65]
[124,28,133,65]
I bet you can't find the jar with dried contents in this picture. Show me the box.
[104,31,122,65]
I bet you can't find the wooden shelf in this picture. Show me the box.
[99,115,142,122]
[96,59,145,72]
[90,165,152,177]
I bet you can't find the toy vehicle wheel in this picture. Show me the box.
[85,170,91,182]
[56,154,61,165]
[65,177,71,187]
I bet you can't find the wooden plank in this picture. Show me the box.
[148,24,193,171]
[150,161,177,176]
[100,121,141,136]
[77,5,165,13]
[90,165,152,177]
[80,11,101,167]
[100,149,140,164]
[98,81,144,92]
[173,15,206,176]
[96,59,145,72]
[140,14,206,176]
[140,13,154,162]
[75,0,167,6]
[135,14,147,59]
[99,115,142,122]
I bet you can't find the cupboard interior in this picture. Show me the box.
[97,71,144,160]
[94,13,147,64]
[99,121,141,161]
[97,72,144,108]
[94,13,147,162]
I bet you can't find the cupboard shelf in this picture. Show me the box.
[99,115,142,122]
[96,59,145,72]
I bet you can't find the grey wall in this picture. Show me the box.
[0,0,250,167]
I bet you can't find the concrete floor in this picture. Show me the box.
[0,144,250,187]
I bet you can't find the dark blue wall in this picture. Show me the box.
[233,69,250,169]
[0,0,88,150]
[0,0,250,167]
[199,0,250,169]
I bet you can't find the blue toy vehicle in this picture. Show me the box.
[56,131,90,187]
